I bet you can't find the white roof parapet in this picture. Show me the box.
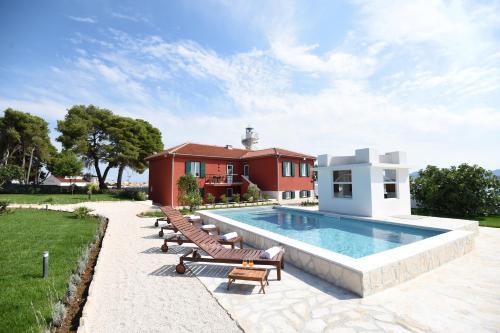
[317,148,409,168]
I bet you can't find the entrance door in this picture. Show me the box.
[227,164,234,184]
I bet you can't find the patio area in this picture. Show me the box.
[74,201,500,332]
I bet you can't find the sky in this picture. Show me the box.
[1,0,499,182]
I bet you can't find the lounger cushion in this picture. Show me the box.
[260,246,282,259]
[221,232,238,241]
[201,224,217,230]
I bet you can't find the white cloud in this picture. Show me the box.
[68,16,97,24]
[110,12,149,23]
[4,1,500,173]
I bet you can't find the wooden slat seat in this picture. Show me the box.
[159,206,284,280]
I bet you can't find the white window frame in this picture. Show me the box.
[190,161,201,177]
[333,170,353,199]
[243,164,249,177]
[283,161,291,177]
[299,190,307,198]
[300,162,307,177]
[383,169,398,199]
[284,191,291,199]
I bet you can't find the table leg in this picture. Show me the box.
[227,278,233,290]
[260,279,266,294]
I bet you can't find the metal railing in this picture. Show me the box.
[204,174,241,184]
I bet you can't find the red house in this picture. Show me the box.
[146,142,315,207]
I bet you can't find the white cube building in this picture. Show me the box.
[316,148,411,217]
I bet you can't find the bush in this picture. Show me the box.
[86,183,99,199]
[115,190,147,201]
[44,197,55,203]
[220,194,229,205]
[0,200,10,214]
[73,207,94,219]
[242,193,251,202]
[300,200,318,207]
[233,193,240,203]
[206,193,215,206]
[412,164,499,217]
[51,301,65,327]
[246,184,261,202]
[262,193,269,201]
[137,210,164,218]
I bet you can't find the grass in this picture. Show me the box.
[476,215,500,228]
[0,193,126,204]
[412,208,500,228]
[137,210,164,218]
[0,209,99,333]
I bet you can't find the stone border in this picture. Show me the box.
[198,207,477,296]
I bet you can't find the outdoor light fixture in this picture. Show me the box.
[42,251,49,278]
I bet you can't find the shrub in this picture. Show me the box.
[206,193,216,206]
[247,184,261,202]
[134,191,146,201]
[233,193,240,203]
[138,210,164,218]
[242,193,251,202]
[115,189,147,201]
[412,164,500,217]
[73,207,94,219]
[262,193,269,201]
[86,183,99,199]
[220,194,228,205]
[0,200,10,214]
[44,197,55,203]
[51,301,65,327]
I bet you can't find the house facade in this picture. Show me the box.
[316,148,411,217]
[146,143,315,207]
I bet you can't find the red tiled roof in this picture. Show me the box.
[146,143,315,160]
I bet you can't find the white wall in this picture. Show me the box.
[318,166,373,216]
[370,168,411,217]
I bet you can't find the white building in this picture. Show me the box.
[42,175,96,187]
[316,148,411,217]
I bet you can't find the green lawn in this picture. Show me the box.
[476,215,500,228]
[0,193,126,204]
[0,209,99,333]
[412,208,500,228]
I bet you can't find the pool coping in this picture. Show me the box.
[198,206,478,296]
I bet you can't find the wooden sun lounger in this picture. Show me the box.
[158,212,244,250]
[160,206,284,280]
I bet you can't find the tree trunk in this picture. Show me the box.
[101,164,113,189]
[26,147,35,185]
[94,158,106,189]
[116,164,125,189]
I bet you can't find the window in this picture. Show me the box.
[281,191,295,200]
[383,169,397,198]
[299,162,310,177]
[299,190,311,198]
[243,164,249,177]
[185,161,205,177]
[282,161,295,177]
[333,170,352,198]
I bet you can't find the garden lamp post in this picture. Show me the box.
[42,251,49,278]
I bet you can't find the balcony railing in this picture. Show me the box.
[204,174,241,185]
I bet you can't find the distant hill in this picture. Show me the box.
[493,169,500,177]
[410,171,419,179]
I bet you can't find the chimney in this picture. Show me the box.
[225,145,233,150]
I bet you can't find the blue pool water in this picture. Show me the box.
[212,207,445,258]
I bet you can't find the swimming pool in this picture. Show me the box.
[213,206,444,258]
[198,206,476,296]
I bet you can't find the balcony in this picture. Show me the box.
[204,174,242,186]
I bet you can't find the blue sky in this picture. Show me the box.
[1,0,499,182]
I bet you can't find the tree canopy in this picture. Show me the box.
[57,105,163,188]
[0,108,56,184]
[411,164,499,217]
[48,150,84,177]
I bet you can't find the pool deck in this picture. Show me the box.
[199,207,478,296]
[186,226,500,332]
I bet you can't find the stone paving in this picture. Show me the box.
[184,227,500,332]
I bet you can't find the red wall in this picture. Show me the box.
[149,154,315,206]
[276,157,314,191]
[172,156,244,206]
[245,157,278,191]
[148,156,170,206]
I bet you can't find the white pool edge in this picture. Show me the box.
[197,207,478,297]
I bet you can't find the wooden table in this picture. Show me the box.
[227,267,269,294]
